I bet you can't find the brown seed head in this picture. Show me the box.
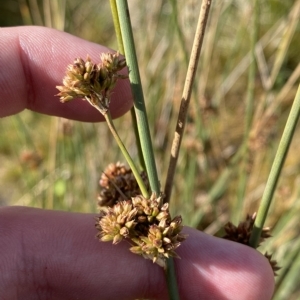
[98,162,150,207]
[222,212,271,246]
[56,52,127,114]
[95,200,137,244]
[96,193,187,269]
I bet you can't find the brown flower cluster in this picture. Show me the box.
[95,194,187,269]
[222,213,271,246]
[222,213,280,276]
[264,252,281,276]
[56,52,127,114]
[98,162,149,207]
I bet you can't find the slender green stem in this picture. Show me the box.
[103,111,149,199]
[130,109,147,171]
[249,84,300,248]
[165,258,180,300]
[109,0,124,53]
[115,1,179,298]
[116,0,160,195]
[164,0,212,204]
[110,0,146,172]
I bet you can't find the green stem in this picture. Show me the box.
[249,84,300,248]
[110,0,146,171]
[115,1,179,298]
[130,109,147,171]
[109,0,124,53]
[103,111,149,199]
[165,258,180,300]
[116,0,160,195]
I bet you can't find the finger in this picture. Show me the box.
[176,227,274,300]
[0,206,274,300]
[0,26,132,121]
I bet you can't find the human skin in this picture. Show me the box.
[0,26,275,300]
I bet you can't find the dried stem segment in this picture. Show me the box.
[164,0,212,204]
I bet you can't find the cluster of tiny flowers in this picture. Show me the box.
[222,212,271,246]
[95,194,187,269]
[56,53,127,114]
[222,213,280,276]
[98,162,150,207]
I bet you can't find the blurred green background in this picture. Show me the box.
[1,0,300,299]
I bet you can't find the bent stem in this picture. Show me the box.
[103,111,150,199]
[85,96,149,199]
[249,84,300,248]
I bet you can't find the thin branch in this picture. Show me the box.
[249,84,300,248]
[116,0,160,195]
[164,0,213,204]
[110,0,146,171]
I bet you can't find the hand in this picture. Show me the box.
[0,26,274,300]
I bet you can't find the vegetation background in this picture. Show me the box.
[0,0,299,299]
